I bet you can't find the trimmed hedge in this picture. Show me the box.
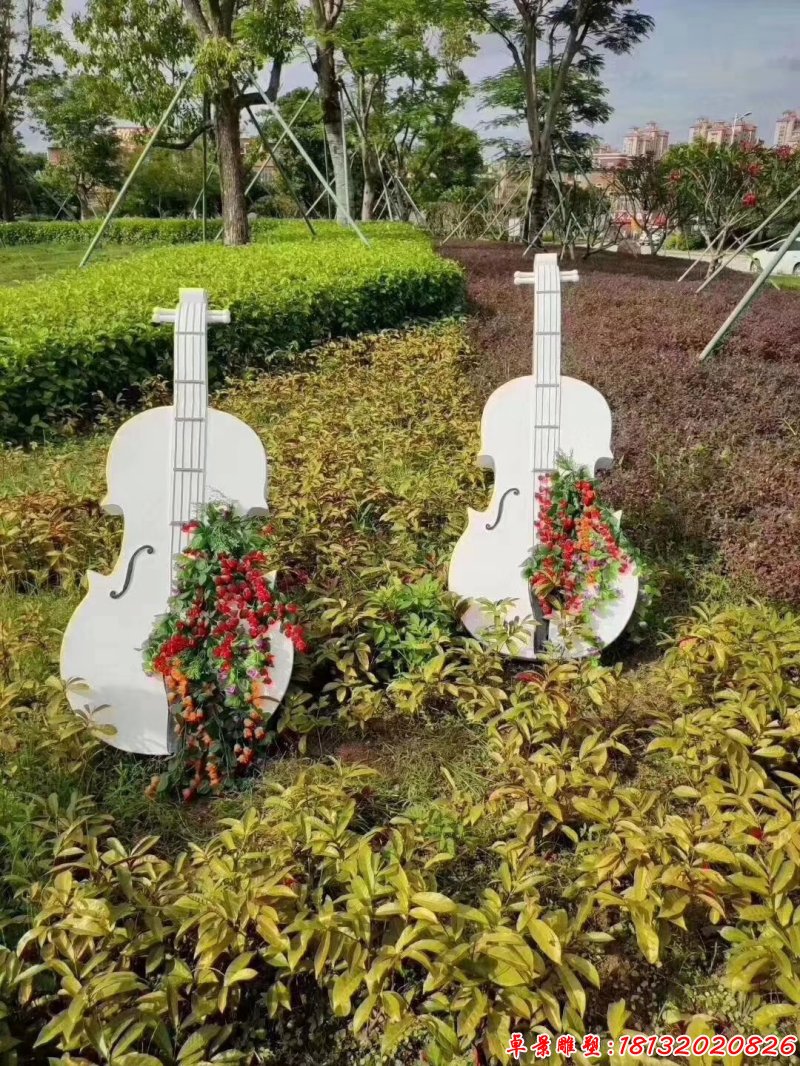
[0,217,423,246]
[0,227,464,440]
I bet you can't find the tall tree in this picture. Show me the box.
[308,0,352,223]
[123,146,222,218]
[481,62,610,170]
[408,121,483,206]
[258,88,331,213]
[73,0,302,243]
[662,141,786,275]
[335,0,475,220]
[470,0,653,240]
[609,153,684,256]
[0,0,63,220]
[30,73,121,219]
[547,179,622,257]
[12,148,55,217]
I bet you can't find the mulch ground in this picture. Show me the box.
[441,242,800,607]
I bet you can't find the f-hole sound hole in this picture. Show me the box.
[486,488,520,531]
[110,545,155,600]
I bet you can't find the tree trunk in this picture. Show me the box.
[705,225,727,277]
[316,42,350,225]
[0,111,16,221]
[526,159,549,247]
[214,83,249,246]
[77,190,91,221]
[360,146,380,221]
[0,161,13,220]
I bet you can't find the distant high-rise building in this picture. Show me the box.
[690,117,759,147]
[621,122,670,159]
[774,110,800,148]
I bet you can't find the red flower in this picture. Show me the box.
[742,192,758,208]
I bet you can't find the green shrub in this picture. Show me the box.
[664,232,705,251]
[0,217,425,246]
[0,217,211,246]
[0,227,464,440]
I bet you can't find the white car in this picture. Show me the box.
[750,239,800,275]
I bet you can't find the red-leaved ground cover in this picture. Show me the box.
[442,243,800,607]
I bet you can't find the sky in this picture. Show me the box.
[27,0,799,153]
[278,0,800,155]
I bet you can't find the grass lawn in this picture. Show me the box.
[0,241,143,284]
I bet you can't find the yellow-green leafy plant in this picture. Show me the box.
[3,323,800,1062]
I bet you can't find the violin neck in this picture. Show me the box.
[152,289,230,583]
[171,291,211,575]
[531,254,563,505]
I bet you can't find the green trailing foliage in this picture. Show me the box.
[0,225,464,441]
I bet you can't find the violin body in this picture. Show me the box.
[448,375,638,659]
[60,290,294,754]
[448,254,638,659]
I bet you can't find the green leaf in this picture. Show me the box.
[607,999,629,1039]
[526,917,562,963]
[751,1002,798,1029]
[223,952,257,986]
[411,891,457,915]
[456,988,488,1043]
[695,842,738,865]
[632,912,660,964]
[332,970,364,1016]
[33,1009,70,1048]
[556,964,586,1015]
[353,994,378,1034]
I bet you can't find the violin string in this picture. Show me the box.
[176,301,190,583]
[532,261,562,543]
[179,303,188,561]
[170,312,182,585]
[188,299,196,532]
[196,301,206,520]
[179,309,186,578]
[556,277,562,468]
[535,265,541,545]
[168,296,212,593]
[195,299,202,522]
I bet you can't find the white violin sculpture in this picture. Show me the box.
[448,253,638,659]
[61,288,294,754]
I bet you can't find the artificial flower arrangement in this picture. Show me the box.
[143,504,307,801]
[524,457,636,645]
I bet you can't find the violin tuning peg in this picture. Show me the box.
[514,270,580,286]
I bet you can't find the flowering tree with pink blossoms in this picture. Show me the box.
[662,141,797,275]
